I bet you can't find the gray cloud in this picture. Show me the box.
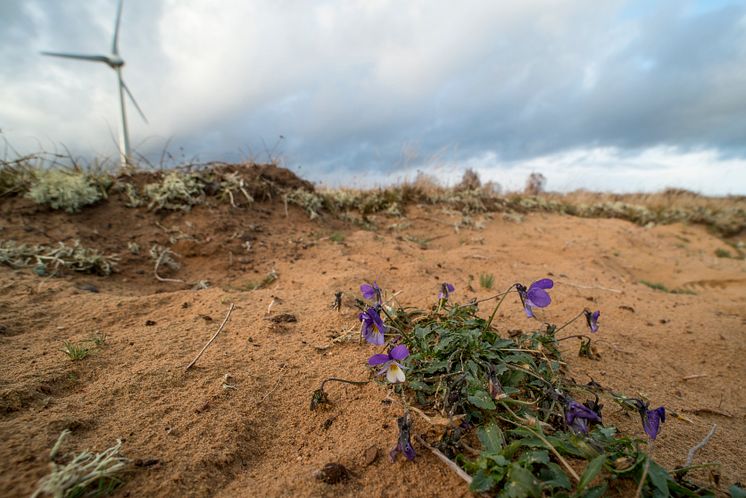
[1,1,744,193]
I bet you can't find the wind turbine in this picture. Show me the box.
[41,0,147,168]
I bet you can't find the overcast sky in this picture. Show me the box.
[1,0,745,194]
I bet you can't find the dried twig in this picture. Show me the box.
[154,248,184,283]
[256,365,287,405]
[685,424,717,467]
[414,434,473,485]
[409,406,466,427]
[681,407,733,418]
[185,303,235,371]
[682,374,708,381]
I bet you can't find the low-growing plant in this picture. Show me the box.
[312,279,717,496]
[479,272,495,289]
[61,340,90,361]
[243,268,278,291]
[0,240,119,276]
[25,170,108,212]
[142,171,205,211]
[329,232,346,243]
[714,248,732,258]
[640,280,669,292]
[285,188,324,219]
[89,331,108,348]
[32,429,128,498]
[0,160,37,197]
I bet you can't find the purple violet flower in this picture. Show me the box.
[516,278,554,318]
[584,309,600,333]
[390,413,416,462]
[438,282,455,300]
[633,400,666,440]
[565,399,602,434]
[360,282,382,304]
[368,344,409,383]
[359,306,387,345]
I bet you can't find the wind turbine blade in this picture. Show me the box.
[41,51,111,64]
[120,78,148,124]
[112,0,124,54]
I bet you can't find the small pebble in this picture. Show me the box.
[314,463,350,484]
[364,446,378,466]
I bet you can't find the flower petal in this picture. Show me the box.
[401,440,416,461]
[368,354,390,366]
[642,406,665,440]
[523,304,535,318]
[370,309,387,334]
[531,278,554,290]
[387,364,406,383]
[389,344,410,361]
[527,287,551,308]
[366,328,385,346]
[360,283,375,299]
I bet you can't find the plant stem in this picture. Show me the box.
[484,284,516,331]
[499,414,580,483]
[378,305,413,344]
[319,377,370,391]
[473,289,514,305]
[554,309,586,335]
[635,440,654,498]
[554,334,591,343]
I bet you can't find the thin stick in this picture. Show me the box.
[154,249,184,283]
[682,374,708,381]
[501,416,580,483]
[185,303,235,371]
[414,434,473,485]
[681,407,733,418]
[636,441,654,498]
[685,424,717,467]
[256,365,286,405]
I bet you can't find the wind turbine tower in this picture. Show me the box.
[41,0,147,168]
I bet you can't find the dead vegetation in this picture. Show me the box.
[0,240,119,276]
[1,155,744,237]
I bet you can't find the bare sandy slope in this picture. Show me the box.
[0,195,744,497]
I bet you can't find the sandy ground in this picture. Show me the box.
[0,185,744,497]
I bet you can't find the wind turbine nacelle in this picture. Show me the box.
[107,55,125,68]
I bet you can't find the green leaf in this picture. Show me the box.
[578,454,606,491]
[579,484,608,498]
[503,353,534,365]
[504,464,542,498]
[646,459,670,498]
[420,359,448,374]
[470,469,496,493]
[537,462,572,490]
[478,423,504,452]
[468,390,496,410]
[519,449,550,467]
[483,452,509,467]
[435,334,459,352]
[730,485,746,498]
[668,480,713,497]
[414,326,432,339]
[407,380,432,392]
